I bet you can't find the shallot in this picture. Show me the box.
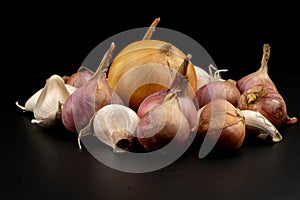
[63,66,94,88]
[198,99,246,152]
[137,92,191,151]
[196,78,241,108]
[61,42,124,133]
[237,44,297,127]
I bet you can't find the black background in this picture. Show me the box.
[3,2,300,200]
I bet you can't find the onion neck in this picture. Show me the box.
[91,42,115,81]
[259,44,271,74]
[143,17,161,40]
[170,54,191,95]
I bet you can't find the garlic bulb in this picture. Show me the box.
[107,18,197,111]
[16,82,76,112]
[26,74,76,127]
[78,104,140,153]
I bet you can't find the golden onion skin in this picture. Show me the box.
[107,39,197,111]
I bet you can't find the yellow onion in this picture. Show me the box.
[107,18,197,111]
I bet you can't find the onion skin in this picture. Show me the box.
[238,85,297,127]
[61,42,124,133]
[62,75,124,133]
[137,92,191,151]
[198,99,246,152]
[196,79,241,108]
[107,39,197,111]
[137,54,198,130]
[237,44,277,93]
[137,89,169,118]
[64,68,94,88]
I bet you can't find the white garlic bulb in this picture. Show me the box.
[78,104,140,153]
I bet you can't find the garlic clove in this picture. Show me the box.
[16,83,76,112]
[78,104,140,152]
[32,74,72,127]
[16,89,42,112]
[240,109,282,142]
[65,84,77,94]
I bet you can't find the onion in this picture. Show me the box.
[137,92,191,151]
[237,44,297,127]
[198,99,246,152]
[63,66,94,88]
[107,18,197,111]
[196,79,241,108]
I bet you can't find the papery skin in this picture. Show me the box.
[16,83,76,113]
[78,104,140,152]
[137,54,198,131]
[62,70,124,133]
[237,44,276,94]
[61,42,124,133]
[236,44,297,127]
[198,99,246,151]
[137,93,191,151]
[64,66,94,88]
[238,85,297,127]
[137,89,169,118]
[196,79,241,108]
[31,74,73,127]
